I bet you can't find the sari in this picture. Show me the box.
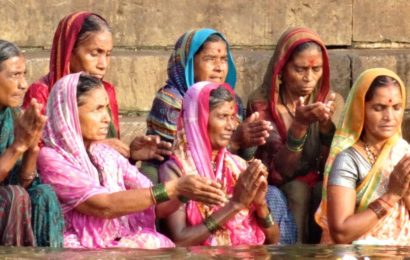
[315,68,410,245]
[22,11,119,138]
[247,27,333,185]
[167,81,265,246]
[143,28,243,183]
[0,108,63,247]
[38,72,173,249]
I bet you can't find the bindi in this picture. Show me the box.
[388,99,392,103]
[308,59,316,66]
[217,48,221,53]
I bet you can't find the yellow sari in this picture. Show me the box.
[315,68,410,245]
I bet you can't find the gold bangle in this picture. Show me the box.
[255,208,275,228]
[203,215,220,233]
[368,200,388,219]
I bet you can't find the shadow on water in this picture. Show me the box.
[1,245,410,259]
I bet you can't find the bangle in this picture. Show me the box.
[203,215,220,233]
[378,197,394,208]
[20,172,37,181]
[150,183,170,204]
[367,199,388,219]
[178,195,189,203]
[256,208,275,228]
[286,131,307,152]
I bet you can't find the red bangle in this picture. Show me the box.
[378,197,394,208]
[367,200,388,219]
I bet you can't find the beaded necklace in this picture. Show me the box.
[364,142,378,165]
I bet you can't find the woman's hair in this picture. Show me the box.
[290,41,322,60]
[77,74,103,105]
[195,34,227,55]
[209,86,234,110]
[365,75,401,102]
[0,40,22,71]
[74,14,112,49]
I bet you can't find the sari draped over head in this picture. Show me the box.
[169,81,265,246]
[38,72,174,249]
[0,108,64,247]
[23,11,119,138]
[315,68,410,245]
[247,27,332,184]
[146,28,239,143]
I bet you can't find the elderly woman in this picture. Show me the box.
[160,82,280,246]
[144,28,272,183]
[23,11,165,162]
[316,68,410,245]
[38,72,228,248]
[247,27,344,243]
[0,40,63,246]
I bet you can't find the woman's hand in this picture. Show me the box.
[387,154,410,198]
[294,97,333,127]
[231,159,266,209]
[13,98,47,152]
[130,135,172,161]
[166,175,227,206]
[253,166,269,209]
[230,112,272,151]
[319,93,336,133]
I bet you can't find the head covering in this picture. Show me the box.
[170,81,265,246]
[167,28,236,95]
[315,68,408,244]
[250,27,330,142]
[23,11,119,136]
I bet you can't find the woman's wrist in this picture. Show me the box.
[289,120,308,138]
[255,202,270,218]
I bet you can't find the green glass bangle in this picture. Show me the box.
[286,131,307,152]
[178,195,189,203]
[203,215,220,233]
[256,209,275,228]
[151,183,170,204]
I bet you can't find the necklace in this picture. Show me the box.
[211,161,216,172]
[279,90,295,118]
[364,142,378,165]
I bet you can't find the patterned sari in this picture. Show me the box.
[38,72,173,249]
[22,11,119,138]
[0,108,63,247]
[168,81,265,246]
[315,68,410,245]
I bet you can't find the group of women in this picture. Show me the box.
[0,10,409,248]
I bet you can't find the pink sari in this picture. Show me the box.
[38,72,174,249]
[169,81,265,246]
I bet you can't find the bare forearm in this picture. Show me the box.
[0,143,25,182]
[19,148,39,188]
[172,201,243,246]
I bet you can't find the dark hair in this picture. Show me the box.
[74,14,112,49]
[365,75,401,102]
[195,34,227,55]
[209,86,234,110]
[290,41,322,60]
[0,40,22,71]
[77,74,103,105]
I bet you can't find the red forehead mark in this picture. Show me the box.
[217,48,221,53]
[388,99,392,103]
[308,59,316,66]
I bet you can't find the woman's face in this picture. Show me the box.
[194,40,228,84]
[207,100,237,150]
[364,85,403,142]
[78,86,111,147]
[282,46,323,97]
[70,30,113,80]
[0,55,28,109]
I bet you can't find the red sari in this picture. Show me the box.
[23,11,119,137]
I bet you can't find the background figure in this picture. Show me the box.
[160,82,280,246]
[38,73,228,248]
[316,68,410,245]
[247,27,344,243]
[0,39,63,247]
[145,28,272,184]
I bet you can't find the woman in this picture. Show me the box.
[38,72,228,248]
[160,82,280,246]
[0,39,63,247]
[145,28,272,184]
[315,68,410,245]
[247,27,343,243]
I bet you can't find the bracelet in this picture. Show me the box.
[20,172,37,181]
[256,208,275,228]
[367,199,388,219]
[378,197,394,208]
[178,195,189,203]
[203,215,220,233]
[150,183,170,204]
[286,131,307,152]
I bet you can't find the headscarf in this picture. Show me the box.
[169,81,265,246]
[315,68,409,244]
[249,27,330,142]
[23,11,119,137]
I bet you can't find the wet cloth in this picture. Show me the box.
[22,11,119,137]
[315,68,410,245]
[38,72,174,249]
[167,81,265,246]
